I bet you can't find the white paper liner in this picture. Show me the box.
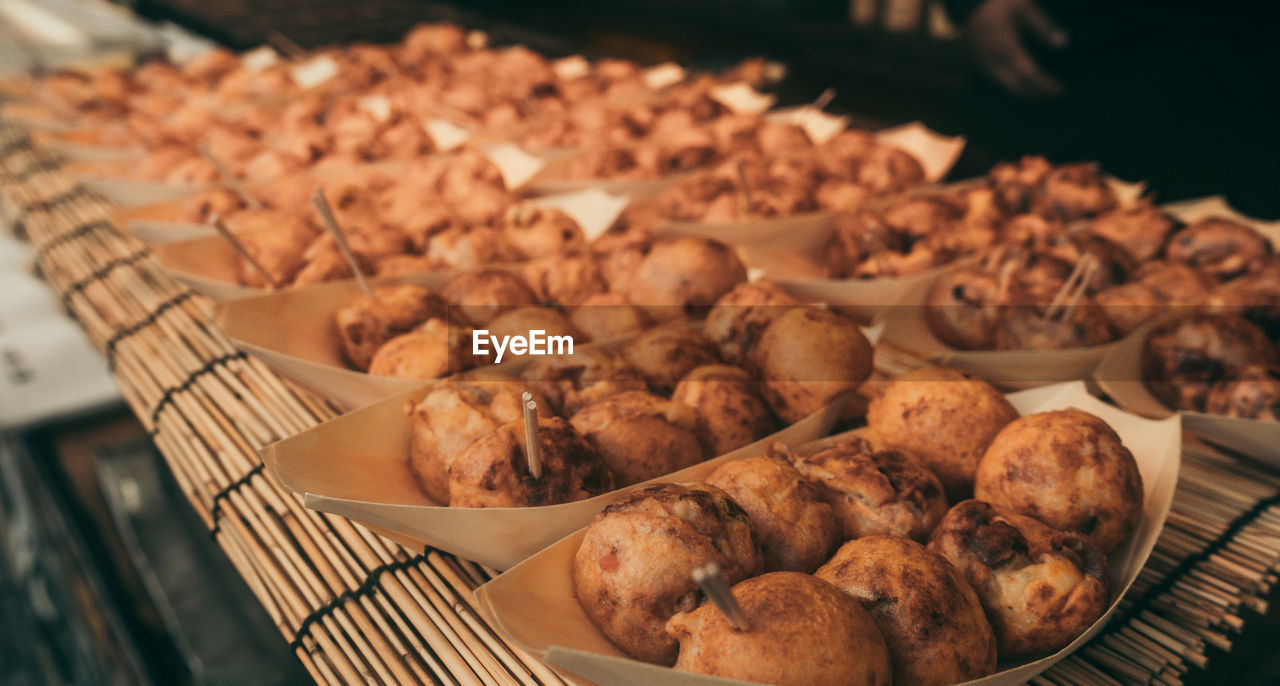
[708,83,776,116]
[474,381,1182,686]
[80,176,212,207]
[765,106,849,146]
[642,63,686,91]
[1160,195,1280,250]
[290,55,341,89]
[1094,315,1280,468]
[262,389,847,571]
[423,117,472,152]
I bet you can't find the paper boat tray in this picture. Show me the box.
[1095,314,1280,468]
[474,381,1182,686]
[261,385,846,571]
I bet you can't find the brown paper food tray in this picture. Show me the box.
[261,384,846,571]
[475,381,1182,686]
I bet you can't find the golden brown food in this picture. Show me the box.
[440,269,539,324]
[703,456,839,572]
[502,206,585,259]
[568,292,652,341]
[975,408,1143,552]
[1205,365,1280,421]
[570,391,705,485]
[787,440,947,541]
[367,318,475,379]
[988,155,1052,215]
[622,322,721,393]
[524,252,609,307]
[816,536,997,686]
[573,483,759,664]
[520,347,648,415]
[626,237,747,311]
[924,266,1006,350]
[1165,218,1271,281]
[666,572,890,686]
[992,299,1114,351]
[447,416,613,507]
[702,281,803,364]
[928,500,1110,658]
[1142,313,1277,412]
[866,366,1019,501]
[1086,202,1177,262]
[406,380,551,503]
[753,307,873,423]
[1096,261,1214,334]
[672,365,777,455]
[1033,162,1116,221]
[481,306,586,354]
[334,284,447,370]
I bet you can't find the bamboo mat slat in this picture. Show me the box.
[2,116,1279,685]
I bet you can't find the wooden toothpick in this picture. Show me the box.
[310,187,373,298]
[692,562,750,631]
[811,87,836,111]
[734,160,754,215]
[208,213,279,288]
[521,393,542,479]
[197,143,264,210]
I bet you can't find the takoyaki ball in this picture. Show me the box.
[992,299,1114,351]
[367,318,478,380]
[1086,202,1177,262]
[622,322,721,393]
[334,284,447,370]
[628,237,747,312]
[180,188,244,224]
[520,348,648,416]
[975,408,1143,552]
[866,366,1019,501]
[1142,313,1277,412]
[789,441,948,541]
[522,252,608,307]
[924,267,1004,350]
[574,483,759,664]
[1205,262,1280,340]
[666,572,890,686]
[447,416,613,507]
[927,500,1110,658]
[481,306,586,360]
[703,456,839,572]
[440,269,538,324]
[1165,217,1271,281]
[569,292,652,341]
[823,211,899,278]
[987,155,1052,215]
[1205,365,1280,421]
[703,281,803,364]
[502,206,585,259]
[818,129,878,176]
[856,145,926,196]
[426,225,523,270]
[570,391,705,485]
[816,536,997,686]
[754,307,874,423]
[406,380,551,503]
[1001,213,1061,245]
[673,365,777,455]
[1096,261,1214,334]
[1033,162,1116,222]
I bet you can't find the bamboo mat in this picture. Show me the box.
[2,116,1278,686]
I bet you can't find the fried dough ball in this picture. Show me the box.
[406,380,550,503]
[703,456,839,572]
[568,292,652,341]
[570,391,705,485]
[928,500,1110,658]
[703,281,803,364]
[334,284,447,370]
[573,483,759,664]
[1142,313,1277,412]
[520,348,648,416]
[666,572,890,686]
[924,267,1005,350]
[1205,365,1280,421]
[440,269,538,324]
[992,299,1115,350]
[621,322,721,393]
[988,155,1052,215]
[502,206,585,259]
[786,440,948,541]
[1164,217,1271,281]
[447,416,613,507]
[866,366,1019,501]
[628,238,747,311]
[816,536,997,686]
[1086,202,1177,262]
[1096,261,1215,334]
[975,409,1143,552]
[673,365,777,456]
[1033,163,1116,221]
[367,318,476,379]
[753,307,873,423]
[523,252,608,307]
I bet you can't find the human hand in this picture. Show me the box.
[966,0,1069,99]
